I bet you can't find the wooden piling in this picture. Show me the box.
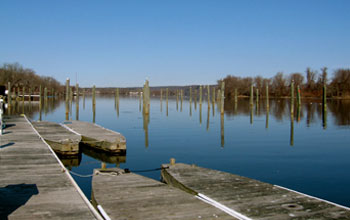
[29,87,32,106]
[166,88,168,116]
[297,85,301,107]
[199,85,202,107]
[234,88,238,103]
[322,84,327,129]
[207,85,210,109]
[220,82,225,115]
[143,80,150,115]
[39,85,42,121]
[266,84,269,109]
[76,84,79,121]
[139,90,142,112]
[92,85,96,123]
[176,90,179,111]
[180,89,183,112]
[194,89,197,110]
[212,87,215,104]
[290,81,294,116]
[65,79,69,120]
[250,84,253,106]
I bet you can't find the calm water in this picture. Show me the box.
[10,95,350,206]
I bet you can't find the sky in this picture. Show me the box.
[1,0,349,87]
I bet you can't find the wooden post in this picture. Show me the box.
[7,82,11,107]
[207,85,210,109]
[199,85,202,107]
[297,85,301,107]
[290,81,294,116]
[322,84,327,129]
[180,89,183,112]
[194,89,197,110]
[143,80,150,115]
[234,88,238,104]
[250,84,253,106]
[92,85,96,123]
[212,87,215,104]
[29,87,32,106]
[160,88,163,112]
[176,90,179,111]
[69,87,73,116]
[39,85,42,121]
[170,158,176,165]
[76,84,79,120]
[220,82,225,115]
[139,90,142,112]
[266,84,269,110]
[166,88,168,116]
[83,89,85,109]
[206,103,210,131]
[265,104,269,129]
[290,114,294,146]
[44,87,48,102]
[65,79,69,120]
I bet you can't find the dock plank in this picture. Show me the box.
[162,163,350,220]
[0,116,98,220]
[63,121,126,154]
[92,168,234,220]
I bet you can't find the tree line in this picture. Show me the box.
[220,67,350,99]
[0,63,62,93]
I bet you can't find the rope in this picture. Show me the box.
[69,170,94,178]
[125,166,169,173]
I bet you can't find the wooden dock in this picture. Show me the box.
[32,121,81,155]
[62,121,126,154]
[0,115,101,219]
[91,168,234,220]
[161,163,350,220]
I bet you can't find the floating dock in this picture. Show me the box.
[63,121,126,154]
[32,121,81,155]
[161,163,350,220]
[91,168,233,220]
[0,115,101,219]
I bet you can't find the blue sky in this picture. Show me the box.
[1,0,349,87]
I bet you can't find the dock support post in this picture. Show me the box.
[65,78,70,120]
[322,84,327,129]
[207,85,210,109]
[92,85,96,123]
[220,82,225,115]
[266,84,269,110]
[290,81,294,116]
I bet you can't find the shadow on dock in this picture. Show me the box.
[0,184,39,219]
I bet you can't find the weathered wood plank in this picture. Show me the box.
[161,163,350,220]
[63,121,126,154]
[92,168,234,220]
[0,116,98,220]
[32,121,81,155]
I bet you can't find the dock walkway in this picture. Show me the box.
[162,163,350,220]
[0,115,100,219]
[92,168,234,220]
[63,121,126,154]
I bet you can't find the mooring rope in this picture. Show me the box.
[69,167,169,177]
[69,170,94,178]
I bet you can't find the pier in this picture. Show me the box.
[161,163,350,220]
[91,168,233,220]
[0,115,101,219]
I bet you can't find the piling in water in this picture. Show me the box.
[234,88,238,104]
[221,113,224,147]
[194,89,197,110]
[143,80,150,115]
[322,84,327,129]
[290,81,294,116]
[39,85,42,121]
[166,88,168,116]
[180,89,183,112]
[250,84,254,106]
[199,85,202,107]
[92,85,96,123]
[65,78,70,120]
[212,87,215,104]
[220,82,225,115]
[176,90,179,111]
[266,84,269,109]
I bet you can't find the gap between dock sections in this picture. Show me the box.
[24,115,104,220]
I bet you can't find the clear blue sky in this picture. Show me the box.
[1,0,349,87]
